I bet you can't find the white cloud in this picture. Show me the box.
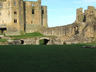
[84,0,96,3]
[74,0,96,4]
[73,1,82,4]
[73,0,96,9]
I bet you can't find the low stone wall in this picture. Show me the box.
[0,42,8,45]
[22,37,63,45]
[9,37,63,45]
[22,38,39,45]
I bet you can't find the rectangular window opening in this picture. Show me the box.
[42,10,44,14]
[14,19,17,23]
[94,25,96,32]
[14,11,17,15]
[32,9,34,14]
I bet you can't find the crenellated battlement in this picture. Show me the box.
[76,6,96,23]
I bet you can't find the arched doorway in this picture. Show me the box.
[39,39,50,45]
[0,28,7,35]
[20,40,24,44]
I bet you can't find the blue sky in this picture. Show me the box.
[28,0,96,27]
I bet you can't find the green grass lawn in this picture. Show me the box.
[0,39,7,42]
[9,32,44,39]
[0,44,96,72]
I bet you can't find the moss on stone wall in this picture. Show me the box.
[0,39,7,42]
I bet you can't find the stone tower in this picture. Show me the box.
[76,6,96,23]
[0,0,48,35]
[84,6,96,22]
[76,8,84,23]
[0,0,24,35]
[75,6,96,39]
[38,0,41,4]
[6,0,24,35]
[24,0,48,33]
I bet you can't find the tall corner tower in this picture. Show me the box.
[38,0,41,4]
[6,0,24,35]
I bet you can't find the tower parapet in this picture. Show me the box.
[88,6,95,10]
[86,6,96,22]
[76,6,96,23]
[76,8,84,23]
[38,0,41,4]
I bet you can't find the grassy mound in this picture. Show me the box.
[0,44,96,72]
[10,32,44,39]
[0,39,7,42]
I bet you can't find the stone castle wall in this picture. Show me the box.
[0,0,96,44]
[24,0,47,33]
[41,6,96,43]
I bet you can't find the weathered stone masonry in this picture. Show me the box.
[0,0,96,44]
[0,0,47,35]
[42,6,96,43]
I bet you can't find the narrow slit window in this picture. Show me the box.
[42,10,44,14]
[94,25,96,32]
[32,9,34,14]
[14,19,17,23]
[83,15,86,22]
[14,11,17,15]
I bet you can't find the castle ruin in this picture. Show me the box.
[42,6,96,43]
[0,0,96,44]
[0,0,47,35]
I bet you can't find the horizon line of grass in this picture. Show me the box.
[9,32,44,40]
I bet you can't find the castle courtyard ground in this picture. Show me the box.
[0,44,96,72]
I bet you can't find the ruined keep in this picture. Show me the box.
[42,6,96,44]
[0,0,47,35]
[0,0,96,44]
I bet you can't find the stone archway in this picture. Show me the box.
[39,37,50,45]
[20,40,24,44]
[0,28,7,35]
